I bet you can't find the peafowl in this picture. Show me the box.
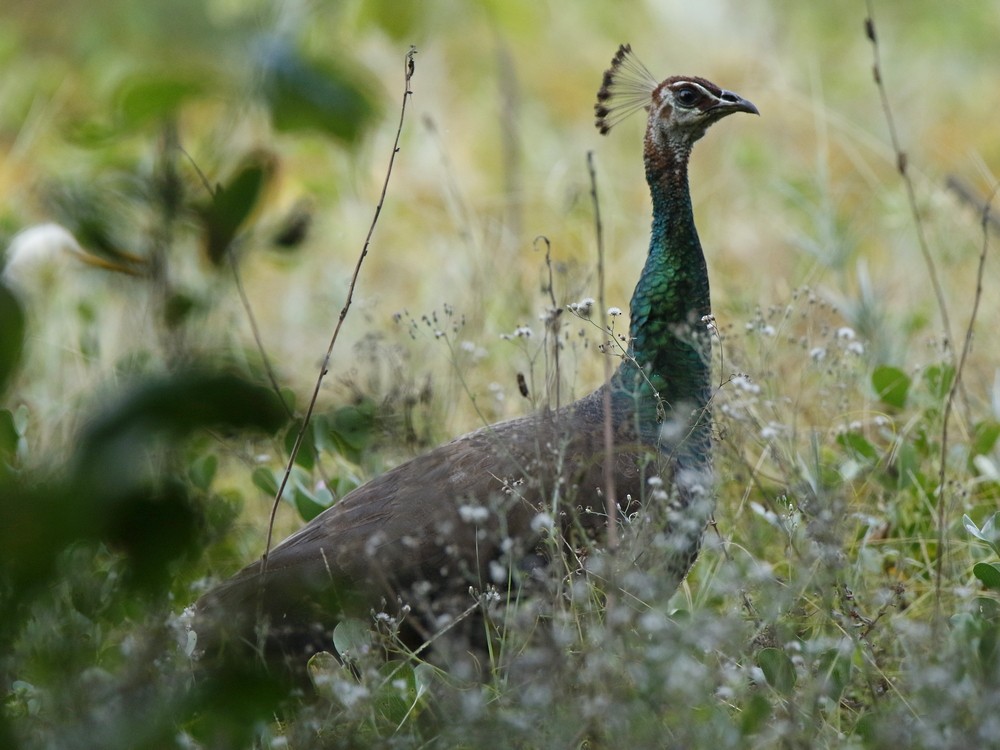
[193,44,757,659]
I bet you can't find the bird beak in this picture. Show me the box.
[712,90,759,116]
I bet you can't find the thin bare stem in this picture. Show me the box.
[934,182,996,616]
[587,151,618,550]
[263,47,418,565]
[864,4,954,355]
[228,250,294,419]
[946,175,1000,235]
[176,144,291,418]
[535,235,562,410]
[865,3,977,623]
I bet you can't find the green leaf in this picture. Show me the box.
[757,647,796,694]
[0,283,25,394]
[271,201,313,250]
[978,620,1000,670]
[965,512,1000,557]
[0,408,18,464]
[279,387,297,413]
[307,651,343,699]
[105,481,200,592]
[331,473,361,499]
[893,440,924,490]
[358,0,422,40]
[252,467,279,497]
[259,39,380,143]
[200,155,274,265]
[64,119,121,148]
[188,453,218,492]
[924,363,955,401]
[80,372,287,446]
[325,400,377,462]
[972,420,1000,458]
[374,661,417,726]
[118,75,205,127]
[292,484,330,522]
[284,418,316,470]
[740,692,771,736]
[837,431,878,462]
[76,372,288,494]
[964,513,985,539]
[973,562,1000,592]
[975,596,1000,623]
[872,365,910,409]
[188,659,291,748]
[333,618,372,662]
[817,647,852,699]
[413,662,434,702]
[854,711,878,743]
[163,292,200,329]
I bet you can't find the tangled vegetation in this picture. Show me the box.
[2,1,999,747]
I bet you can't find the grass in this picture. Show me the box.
[2,1,1000,748]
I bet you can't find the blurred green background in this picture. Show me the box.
[3,0,997,445]
[2,1,1000,748]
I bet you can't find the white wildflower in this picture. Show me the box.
[750,501,778,525]
[732,374,760,393]
[489,560,507,583]
[530,512,554,533]
[639,610,668,633]
[760,423,782,440]
[974,455,1000,480]
[458,505,490,523]
[607,306,622,317]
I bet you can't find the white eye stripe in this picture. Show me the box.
[671,82,714,98]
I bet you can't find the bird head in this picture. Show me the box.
[648,76,758,147]
[595,45,758,149]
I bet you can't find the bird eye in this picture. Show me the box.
[674,86,699,107]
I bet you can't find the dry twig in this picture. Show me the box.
[587,151,618,550]
[263,47,418,565]
[935,182,996,612]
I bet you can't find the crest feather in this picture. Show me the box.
[594,44,658,135]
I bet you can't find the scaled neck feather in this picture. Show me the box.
[610,129,712,449]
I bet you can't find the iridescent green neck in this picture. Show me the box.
[610,138,712,447]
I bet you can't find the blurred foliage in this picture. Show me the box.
[0,283,24,394]
[2,0,1000,748]
[198,153,277,266]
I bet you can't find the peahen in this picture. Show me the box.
[193,45,757,659]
